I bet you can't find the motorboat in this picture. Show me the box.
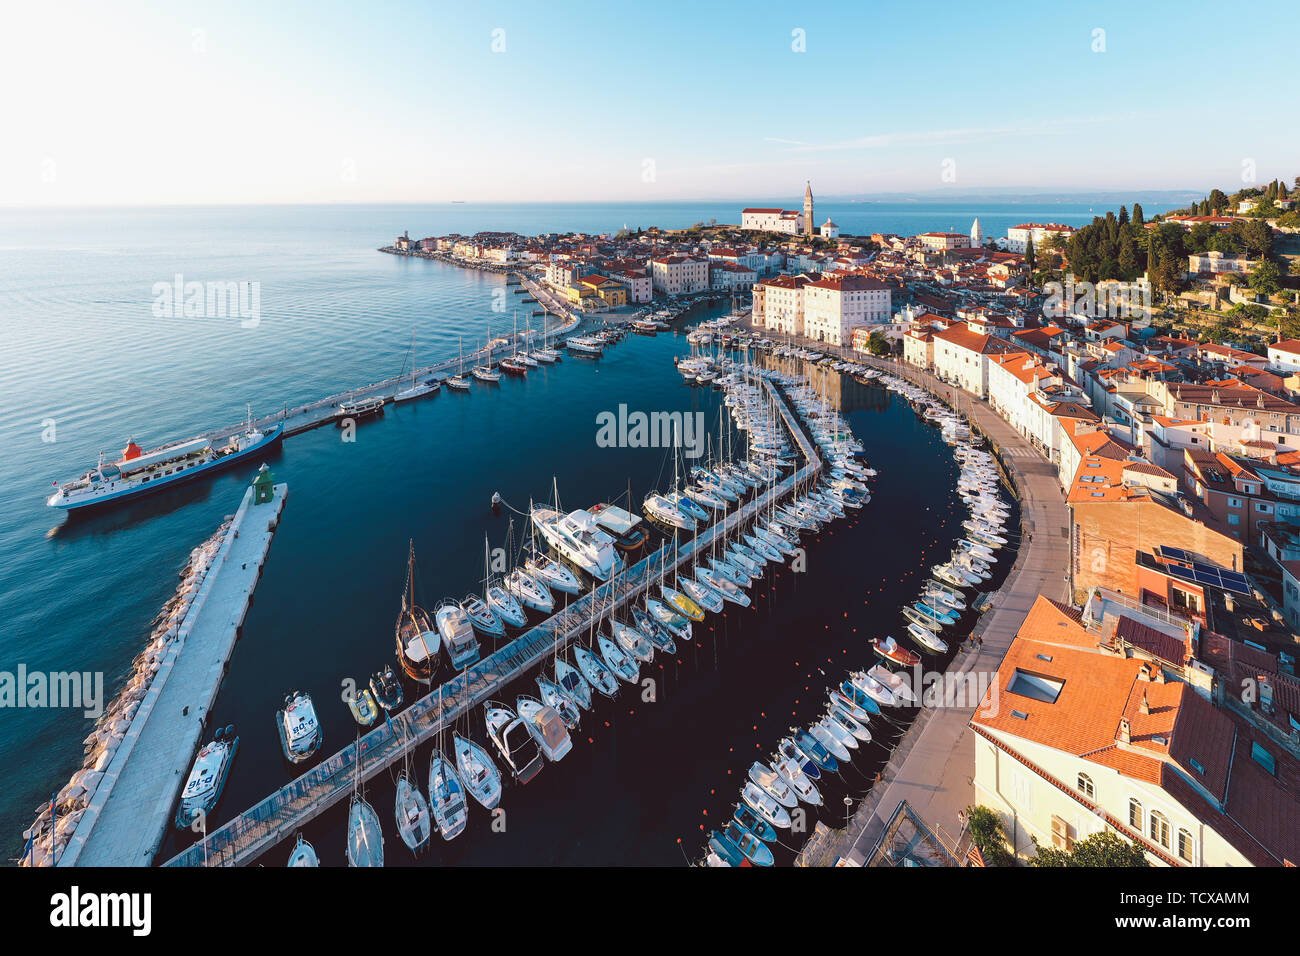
[394,772,432,853]
[821,713,859,751]
[435,601,480,670]
[347,687,380,727]
[722,821,774,867]
[484,701,545,784]
[770,751,822,806]
[589,503,648,553]
[850,670,897,708]
[915,600,959,626]
[277,691,322,764]
[505,568,554,614]
[903,605,946,633]
[827,704,872,743]
[516,695,573,762]
[778,736,821,781]
[740,781,791,829]
[347,794,384,867]
[287,834,318,866]
[792,729,838,773]
[733,803,778,843]
[868,663,918,705]
[908,621,950,653]
[574,646,619,698]
[748,761,797,809]
[810,721,851,762]
[555,656,594,710]
[337,396,385,419]
[535,676,582,729]
[486,584,528,629]
[531,506,622,581]
[369,666,403,712]
[175,725,237,829]
[428,749,468,840]
[597,635,640,684]
[872,635,921,668]
[453,733,502,810]
[707,830,744,867]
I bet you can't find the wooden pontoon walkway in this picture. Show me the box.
[164,374,821,866]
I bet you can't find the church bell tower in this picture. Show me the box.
[803,181,814,238]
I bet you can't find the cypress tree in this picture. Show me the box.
[1025,235,1036,273]
[1133,203,1145,226]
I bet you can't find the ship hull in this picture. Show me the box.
[50,424,284,513]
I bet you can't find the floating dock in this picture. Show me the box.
[59,480,288,867]
[163,375,820,867]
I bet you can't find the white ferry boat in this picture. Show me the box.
[564,336,604,356]
[47,409,282,513]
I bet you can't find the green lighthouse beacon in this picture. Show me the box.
[252,463,276,505]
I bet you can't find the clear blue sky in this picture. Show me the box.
[3,0,1297,205]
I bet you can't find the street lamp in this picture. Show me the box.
[843,795,853,834]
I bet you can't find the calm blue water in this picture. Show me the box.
[0,202,1036,863]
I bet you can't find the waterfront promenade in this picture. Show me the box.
[836,355,1070,864]
[60,481,288,866]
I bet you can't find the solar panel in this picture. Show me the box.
[1158,545,1194,563]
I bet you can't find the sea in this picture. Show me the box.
[0,199,1113,864]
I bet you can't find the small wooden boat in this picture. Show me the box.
[871,636,921,668]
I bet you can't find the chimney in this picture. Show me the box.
[1118,717,1131,744]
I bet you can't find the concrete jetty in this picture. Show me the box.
[59,477,288,866]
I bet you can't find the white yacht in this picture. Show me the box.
[276,691,322,764]
[530,506,622,581]
[174,726,237,829]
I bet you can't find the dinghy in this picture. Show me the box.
[748,761,797,809]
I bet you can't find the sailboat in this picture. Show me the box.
[472,337,501,382]
[346,746,384,867]
[394,723,432,853]
[454,731,502,810]
[394,329,439,401]
[395,541,440,682]
[447,336,471,391]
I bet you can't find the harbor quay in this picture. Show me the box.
[58,476,288,867]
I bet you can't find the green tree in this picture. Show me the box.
[1132,202,1145,226]
[866,330,890,356]
[965,805,1014,866]
[1118,234,1138,278]
[1032,830,1152,867]
[1250,259,1283,296]
[1025,235,1036,274]
[1242,219,1274,257]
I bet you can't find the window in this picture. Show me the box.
[1177,829,1194,863]
[1149,811,1170,848]
[1228,497,1242,508]
[1008,669,1065,703]
[1251,741,1276,775]
[1077,773,1095,799]
[1228,514,1240,526]
[1128,798,1143,830]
